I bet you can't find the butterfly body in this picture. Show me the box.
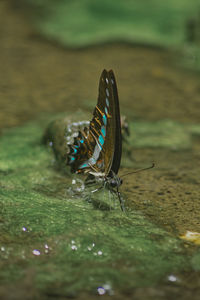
[67,69,124,210]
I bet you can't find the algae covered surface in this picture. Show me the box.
[1,117,200,299]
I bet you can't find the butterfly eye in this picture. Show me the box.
[111,178,122,187]
[110,177,123,187]
[110,179,117,187]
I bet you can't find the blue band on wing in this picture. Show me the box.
[73,148,78,154]
[101,126,106,137]
[98,135,104,146]
[79,162,89,169]
[103,114,107,126]
[68,156,75,164]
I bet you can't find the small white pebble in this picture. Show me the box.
[97,287,106,295]
[71,245,77,251]
[168,275,177,282]
[32,249,40,256]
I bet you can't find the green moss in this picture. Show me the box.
[0,117,200,296]
[191,251,200,271]
[24,0,198,48]
[21,0,200,71]
[129,119,200,150]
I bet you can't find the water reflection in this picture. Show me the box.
[97,283,114,295]
[168,274,178,282]
[32,249,41,256]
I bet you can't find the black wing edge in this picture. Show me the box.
[108,69,122,176]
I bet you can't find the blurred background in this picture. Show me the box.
[0,0,200,131]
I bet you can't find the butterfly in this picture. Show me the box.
[67,69,125,211]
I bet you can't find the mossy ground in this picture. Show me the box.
[0,119,199,299]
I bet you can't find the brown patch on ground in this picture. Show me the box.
[122,145,200,235]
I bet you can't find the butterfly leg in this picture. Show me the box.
[116,187,126,212]
[85,174,96,185]
[85,174,104,193]
[91,185,103,194]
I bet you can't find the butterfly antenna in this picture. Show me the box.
[121,162,155,178]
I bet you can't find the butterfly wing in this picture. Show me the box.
[106,70,122,176]
[67,69,122,177]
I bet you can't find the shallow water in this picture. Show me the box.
[1,1,200,299]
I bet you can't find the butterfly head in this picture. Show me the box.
[105,172,122,188]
